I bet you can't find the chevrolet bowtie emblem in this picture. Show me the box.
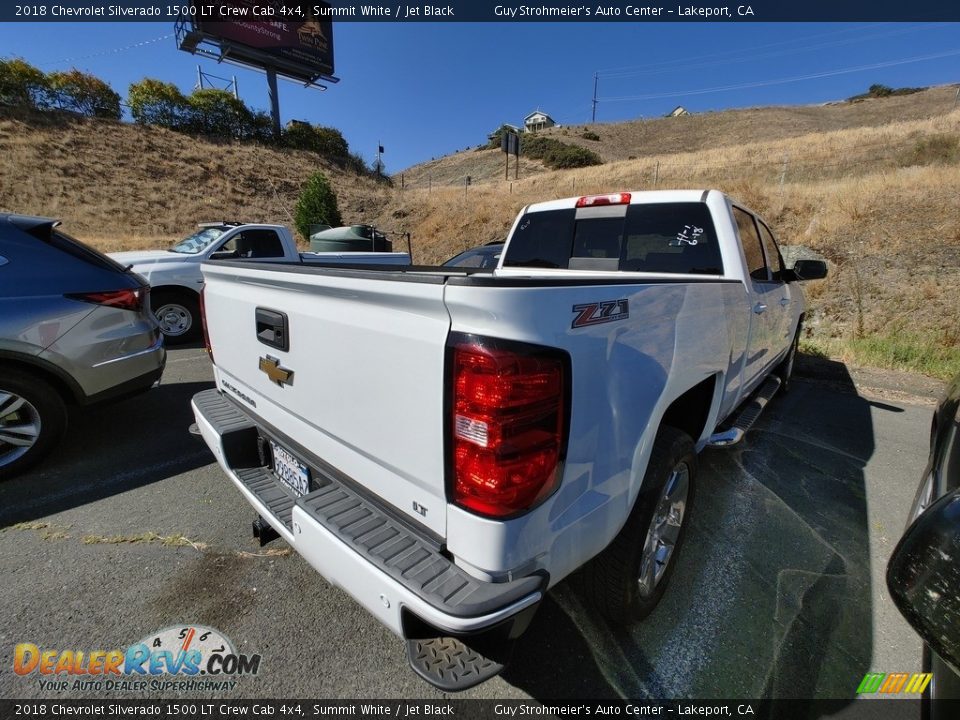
[259,356,294,387]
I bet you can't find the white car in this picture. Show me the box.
[111,222,409,343]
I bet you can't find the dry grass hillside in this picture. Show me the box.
[0,108,390,250]
[2,89,958,378]
[400,85,960,189]
[378,98,960,379]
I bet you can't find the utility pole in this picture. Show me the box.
[266,68,281,140]
[591,72,599,123]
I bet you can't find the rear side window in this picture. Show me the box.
[235,229,284,258]
[42,228,130,275]
[622,203,723,275]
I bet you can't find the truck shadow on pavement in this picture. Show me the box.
[504,361,877,708]
[0,380,215,527]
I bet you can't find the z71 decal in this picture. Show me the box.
[571,299,629,328]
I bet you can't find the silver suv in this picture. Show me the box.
[0,215,166,479]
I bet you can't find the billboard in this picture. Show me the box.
[182,1,335,81]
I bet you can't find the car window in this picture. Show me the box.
[756,219,784,282]
[444,246,502,268]
[235,230,284,259]
[44,229,130,274]
[622,203,723,275]
[502,209,575,269]
[732,206,770,282]
[170,227,226,255]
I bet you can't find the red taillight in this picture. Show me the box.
[67,288,143,312]
[575,192,631,208]
[199,286,214,364]
[450,337,568,518]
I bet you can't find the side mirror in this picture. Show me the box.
[210,250,238,261]
[886,487,960,672]
[787,259,828,281]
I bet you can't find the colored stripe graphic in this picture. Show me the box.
[857,673,885,693]
[857,672,932,694]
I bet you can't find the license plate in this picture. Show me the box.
[270,440,310,497]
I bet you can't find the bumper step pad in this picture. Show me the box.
[406,636,512,692]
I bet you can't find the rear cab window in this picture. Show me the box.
[503,202,724,275]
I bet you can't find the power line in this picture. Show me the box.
[594,24,875,76]
[41,34,173,68]
[598,24,947,81]
[598,49,960,104]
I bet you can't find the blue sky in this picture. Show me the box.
[1,21,958,171]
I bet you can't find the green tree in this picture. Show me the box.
[283,122,350,161]
[128,78,190,129]
[48,69,121,119]
[294,172,342,240]
[184,88,254,139]
[0,57,51,108]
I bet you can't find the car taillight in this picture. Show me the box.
[575,192,631,208]
[199,286,214,364]
[450,335,569,518]
[66,288,143,312]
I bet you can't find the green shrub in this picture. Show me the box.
[184,88,254,139]
[0,57,51,108]
[848,83,924,102]
[283,122,349,160]
[128,78,190,129]
[581,131,600,141]
[294,172,342,240]
[48,69,121,119]
[521,135,602,169]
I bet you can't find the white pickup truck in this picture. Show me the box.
[191,190,827,690]
[110,223,410,343]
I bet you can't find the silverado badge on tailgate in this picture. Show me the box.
[259,356,294,387]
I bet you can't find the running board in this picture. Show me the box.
[707,375,782,448]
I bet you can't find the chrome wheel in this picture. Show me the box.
[155,302,193,337]
[0,390,42,469]
[638,463,690,597]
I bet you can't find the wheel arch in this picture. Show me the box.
[0,352,83,405]
[150,284,200,302]
[660,373,722,447]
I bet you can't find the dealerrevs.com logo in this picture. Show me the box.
[13,625,260,693]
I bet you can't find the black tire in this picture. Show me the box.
[0,369,68,480]
[776,323,801,393]
[581,426,697,623]
[151,290,200,344]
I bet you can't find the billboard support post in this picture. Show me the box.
[266,68,281,140]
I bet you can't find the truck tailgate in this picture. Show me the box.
[201,263,451,537]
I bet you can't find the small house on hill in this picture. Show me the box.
[524,110,555,133]
[488,123,521,141]
[668,106,690,117]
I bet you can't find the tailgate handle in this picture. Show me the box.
[255,308,289,352]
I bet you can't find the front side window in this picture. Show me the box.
[732,207,769,282]
[756,220,784,282]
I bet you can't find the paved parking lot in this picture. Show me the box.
[0,347,936,702]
